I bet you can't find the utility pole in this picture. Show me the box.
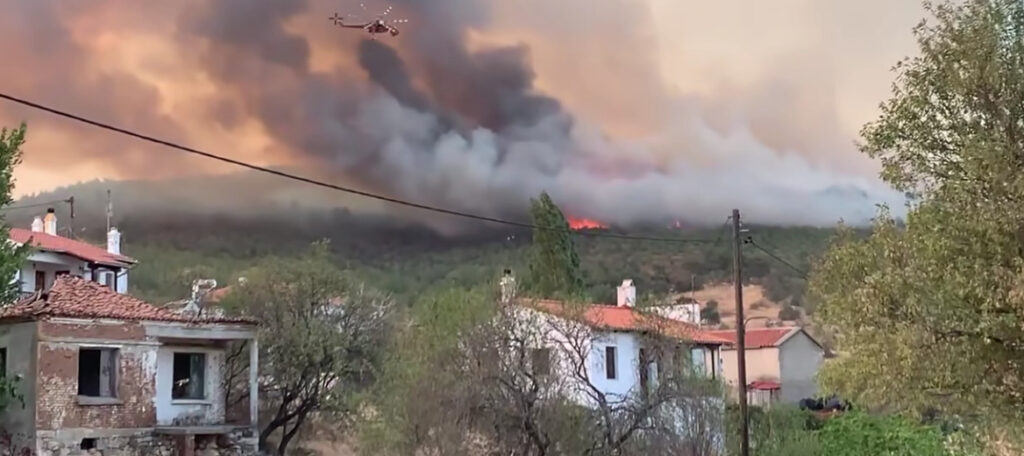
[732,208,750,456]
[106,189,112,233]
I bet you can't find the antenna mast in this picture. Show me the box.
[106,189,112,232]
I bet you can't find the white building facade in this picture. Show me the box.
[502,275,731,449]
[9,208,135,295]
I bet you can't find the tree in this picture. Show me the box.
[526,192,584,297]
[0,125,28,305]
[810,0,1024,447]
[221,242,396,455]
[359,291,725,455]
[778,304,800,321]
[0,124,30,415]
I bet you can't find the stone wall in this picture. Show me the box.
[32,428,259,456]
[34,429,176,456]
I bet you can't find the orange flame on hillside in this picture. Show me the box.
[568,217,608,230]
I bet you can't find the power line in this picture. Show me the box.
[745,238,809,278]
[0,198,70,212]
[0,93,714,244]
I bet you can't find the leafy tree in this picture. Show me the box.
[700,305,721,325]
[0,125,28,305]
[0,124,30,414]
[526,192,584,297]
[221,242,396,455]
[778,304,800,321]
[811,0,1024,447]
[360,290,725,455]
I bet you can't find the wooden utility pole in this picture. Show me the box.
[732,208,750,456]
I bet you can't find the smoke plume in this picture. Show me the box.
[0,0,924,229]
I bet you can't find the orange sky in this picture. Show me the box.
[0,0,927,225]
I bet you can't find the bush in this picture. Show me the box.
[817,412,950,456]
[700,306,721,324]
[778,304,801,321]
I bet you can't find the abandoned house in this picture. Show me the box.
[0,275,259,456]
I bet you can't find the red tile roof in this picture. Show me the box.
[748,380,781,390]
[522,299,731,345]
[706,327,799,349]
[0,275,253,324]
[10,228,136,267]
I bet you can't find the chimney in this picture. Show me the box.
[107,227,121,255]
[500,269,517,304]
[43,208,57,235]
[616,279,636,307]
[31,216,43,233]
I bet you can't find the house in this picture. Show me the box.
[707,326,825,406]
[0,275,260,456]
[501,274,731,406]
[10,208,135,294]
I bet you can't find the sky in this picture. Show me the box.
[0,0,928,227]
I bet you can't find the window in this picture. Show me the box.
[78,348,117,398]
[56,270,70,279]
[691,347,707,375]
[97,271,114,290]
[530,348,551,376]
[80,439,96,450]
[173,352,207,400]
[605,346,617,379]
[0,347,6,378]
[34,270,45,291]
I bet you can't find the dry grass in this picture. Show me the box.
[682,283,797,328]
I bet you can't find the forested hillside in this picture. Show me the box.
[10,178,840,308]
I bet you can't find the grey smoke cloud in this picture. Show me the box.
[177,0,905,227]
[1,0,916,229]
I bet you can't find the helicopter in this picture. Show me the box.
[330,3,408,39]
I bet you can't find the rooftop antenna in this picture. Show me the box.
[106,189,112,233]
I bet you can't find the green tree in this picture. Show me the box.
[0,125,28,304]
[221,242,396,455]
[526,192,584,297]
[810,0,1024,446]
[0,124,30,414]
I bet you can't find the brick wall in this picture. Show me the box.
[35,321,158,430]
[38,320,145,341]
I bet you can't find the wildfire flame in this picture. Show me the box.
[568,217,608,230]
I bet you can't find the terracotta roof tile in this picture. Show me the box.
[748,380,781,390]
[522,299,731,345]
[0,275,254,324]
[706,327,797,349]
[10,228,135,267]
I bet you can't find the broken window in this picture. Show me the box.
[78,348,117,398]
[172,352,206,400]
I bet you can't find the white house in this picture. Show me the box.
[706,326,825,406]
[501,273,730,406]
[9,208,135,294]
